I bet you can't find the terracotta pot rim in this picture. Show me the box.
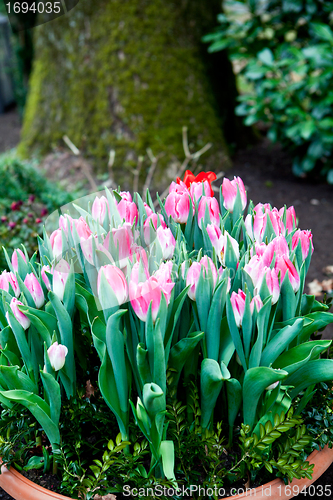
[0,445,333,500]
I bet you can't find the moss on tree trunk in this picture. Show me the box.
[19,0,233,178]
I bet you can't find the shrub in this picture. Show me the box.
[203,0,333,182]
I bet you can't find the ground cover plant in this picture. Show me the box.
[204,0,333,182]
[0,171,333,499]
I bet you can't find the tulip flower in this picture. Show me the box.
[275,255,300,292]
[7,297,30,330]
[165,186,193,224]
[144,202,153,217]
[117,199,138,226]
[143,213,167,245]
[206,225,239,266]
[24,273,45,309]
[279,206,296,234]
[53,260,71,301]
[230,289,247,327]
[177,170,217,196]
[255,267,280,304]
[292,229,314,259]
[11,249,27,273]
[0,270,20,297]
[92,195,109,225]
[97,265,128,306]
[155,226,176,260]
[74,217,92,240]
[41,265,52,291]
[244,255,264,288]
[198,196,220,228]
[112,223,135,268]
[119,191,132,202]
[129,263,175,322]
[47,342,68,371]
[50,229,64,259]
[222,176,247,212]
[252,294,263,313]
[190,180,212,202]
[186,256,217,301]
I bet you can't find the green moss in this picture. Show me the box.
[19,0,229,178]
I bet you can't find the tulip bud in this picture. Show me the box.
[165,189,192,224]
[292,229,313,259]
[24,273,45,309]
[206,225,239,266]
[41,266,52,291]
[0,270,20,297]
[92,195,109,225]
[230,289,246,327]
[186,256,217,301]
[7,297,30,330]
[222,176,247,212]
[190,180,212,202]
[255,267,280,304]
[11,249,27,273]
[47,342,68,371]
[53,260,71,301]
[155,226,176,260]
[197,196,220,228]
[117,199,138,226]
[74,217,92,240]
[275,255,300,292]
[112,223,135,268]
[97,265,128,306]
[50,229,63,259]
[143,213,167,246]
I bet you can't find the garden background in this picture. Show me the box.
[0,0,333,497]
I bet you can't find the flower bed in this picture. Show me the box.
[0,171,333,499]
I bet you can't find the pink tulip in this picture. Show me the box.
[198,196,220,228]
[24,273,45,309]
[165,189,192,224]
[230,289,247,327]
[222,176,247,212]
[53,260,71,301]
[275,255,300,292]
[190,180,212,202]
[143,213,167,245]
[59,214,73,233]
[75,217,92,240]
[41,265,52,291]
[244,255,265,287]
[50,229,63,259]
[270,235,289,260]
[292,230,314,259]
[11,249,27,273]
[155,226,176,260]
[7,297,30,330]
[218,267,231,292]
[117,199,138,226]
[169,180,189,194]
[92,196,109,225]
[97,265,128,306]
[47,342,68,371]
[251,294,263,313]
[279,206,296,234]
[186,256,217,301]
[80,234,113,266]
[0,271,20,297]
[119,191,132,202]
[206,225,239,265]
[112,223,135,268]
[129,263,175,322]
[144,202,153,217]
[255,267,280,304]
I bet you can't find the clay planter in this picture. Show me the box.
[1,445,333,500]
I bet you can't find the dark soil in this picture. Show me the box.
[0,111,332,499]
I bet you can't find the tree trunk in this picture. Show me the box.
[19,0,237,183]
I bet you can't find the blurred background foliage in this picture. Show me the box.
[203,0,333,182]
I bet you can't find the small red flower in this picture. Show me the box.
[28,195,35,203]
[11,202,20,211]
[40,207,48,217]
[8,221,16,229]
[22,218,29,224]
[1,216,7,223]
[177,170,217,196]
[35,218,42,224]
[28,212,34,218]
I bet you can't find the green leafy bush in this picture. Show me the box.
[203,0,333,182]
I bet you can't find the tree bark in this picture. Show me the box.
[19,0,238,182]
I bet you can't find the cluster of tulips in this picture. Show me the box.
[0,170,332,481]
